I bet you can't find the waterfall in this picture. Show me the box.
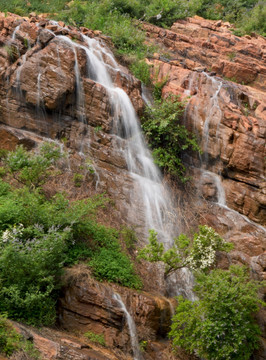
[113,293,142,360]
[14,24,195,298]
[50,32,176,242]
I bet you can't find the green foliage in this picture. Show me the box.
[169,266,265,360]
[0,0,67,15]
[142,0,202,27]
[3,45,18,62]
[142,95,201,181]
[4,143,62,190]
[130,60,151,86]
[0,313,39,358]
[152,71,169,100]
[138,225,233,276]
[227,51,236,61]
[73,172,84,187]
[84,331,106,346]
[0,223,69,325]
[90,246,142,289]
[236,1,266,36]
[0,149,8,160]
[121,225,138,250]
[0,313,21,356]
[139,340,148,352]
[0,144,141,325]
[0,167,6,178]
[198,0,257,22]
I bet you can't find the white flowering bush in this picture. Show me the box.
[138,225,233,276]
[0,223,70,325]
[186,225,232,271]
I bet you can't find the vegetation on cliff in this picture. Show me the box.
[138,228,265,359]
[0,144,141,326]
[142,95,201,181]
[0,314,39,358]
[170,266,265,360]
[1,0,265,43]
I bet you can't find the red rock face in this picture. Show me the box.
[144,16,266,226]
[0,12,147,237]
[144,18,266,358]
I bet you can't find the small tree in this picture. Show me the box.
[169,266,265,360]
[138,225,233,276]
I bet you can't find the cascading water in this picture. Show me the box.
[184,72,227,205]
[13,24,195,300]
[59,33,176,242]
[113,293,142,360]
[184,72,266,238]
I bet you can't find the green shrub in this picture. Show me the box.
[90,247,142,289]
[84,331,106,346]
[236,1,266,36]
[130,60,151,85]
[142,95,201,181]
[0,223,69,325]
[169,266,265,360]
[0,313,21,356]
[73,173,84,187]
[4,143,62,190]
[0,314,39,358]
[0,145,141,326]
[121,225,137,250]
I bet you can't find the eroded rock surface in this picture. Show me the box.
[144,17,266,226]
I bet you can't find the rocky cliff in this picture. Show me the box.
[0,12,265,360]
[144,15,266,285]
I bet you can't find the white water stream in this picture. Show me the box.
[113,293,142,360]
[48,31,175,242]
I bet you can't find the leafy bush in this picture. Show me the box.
[73,173,84,187]
[0,313,21,356]
[130,60,151,85]
[90,247,142,289]
[0,313,39,358]
[169,266,265,360]
[4,143,62,190]
[0,223,69,325]
[236,1,266,36]
[121,225,137,250]
[138,225,233,276]
[142,95,201,181]
[84,331,106,346]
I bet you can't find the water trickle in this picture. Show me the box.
[36,72,42,108]
[15,53,27,98]
[200,170,226,206]
[12,25,21,40]
[201,73,223,165]
[141,83,153,107]
[56,36,86,123]
[113,293,142,360]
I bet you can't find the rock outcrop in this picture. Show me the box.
[144,16,266,226]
